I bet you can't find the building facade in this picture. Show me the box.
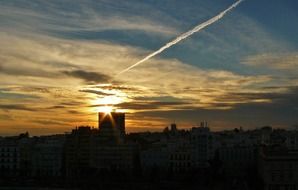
[0,140,20,177]
[259,146,298,190]
[191,122,213,168]
[98,112,125,143]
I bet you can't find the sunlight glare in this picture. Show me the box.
[98,105,113,114]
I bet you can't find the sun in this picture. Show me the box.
[88,88,129,113]
[98,105,113,114]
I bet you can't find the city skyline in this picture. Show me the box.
[1,0,298,136]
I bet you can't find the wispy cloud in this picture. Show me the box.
[62,70,112,84]
[242,53,298,70]
[79,89,114,96]
[31,119,68,126]
[0,104,37,112]
[118,0,244,75]
[0,114,14,121]
[0,0,179,37]
[0,34,281,111]
[0,90,39,100]
[1,0,297,134]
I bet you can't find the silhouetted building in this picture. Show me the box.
[65,126,97,177]
[218,145,256,177]
[141,142,169,174]
[259,146,298,190]
[191,122,213,168]
[65,124,138,178]
[32,136,65,177]
[169,142,192,173]
[98,112,125,143]
[286,131,298,150]
[90,142,138,173]
[0,139,20,177]
[4,119,298,189]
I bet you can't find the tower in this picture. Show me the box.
[98,112,125,142]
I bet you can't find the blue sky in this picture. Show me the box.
[0,0,298,135]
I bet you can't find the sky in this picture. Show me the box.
[0,0,298,135]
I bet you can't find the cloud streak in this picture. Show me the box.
[0,104,36,111]
[242,53,298,70]
[62,70,111,84]
[117,0,244,75]
[2,0,298,134]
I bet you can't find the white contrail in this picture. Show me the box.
[117,0,244,75]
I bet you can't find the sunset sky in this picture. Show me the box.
[1,0,298,135]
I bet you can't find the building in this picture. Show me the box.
[31,136,65,177]
[0,139,20,177]
[90,142,137,173]
[169,142,192,173]
[218,145,256,177]
[65,119,137,177]
[286,131,298,150]
[191,122,213,168]
[258,146,298,190]
[64,126,97,177]
[98,112,125,143]
[140,142,169,174]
